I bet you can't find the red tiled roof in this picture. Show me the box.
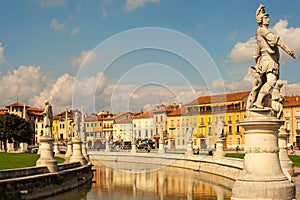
[27,107,43,111]
[283,96,300,107]
[85,115,98,122]
[132,111,152,119]
[167,107,186,116]
[0,108,9,111]
[30,112,43,116]
[115,118,132,124]
[188,91,250,105]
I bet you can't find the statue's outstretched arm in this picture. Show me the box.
[278,39,296,59]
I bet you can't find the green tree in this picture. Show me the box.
[0,113,33,152]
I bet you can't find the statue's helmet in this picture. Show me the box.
[256,4,268,24]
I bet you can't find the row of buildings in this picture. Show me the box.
[1,90,300,151]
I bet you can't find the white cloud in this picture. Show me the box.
[271,20,300,60]
[229,19,300,63]
[0,66,49,106]
[71,26,80,35]
[37,0,65,7]
[211,75,252,93]
[229,37,256,63]
[30,73,75,113]
[50,18,66,33]
[71,50,101,69]
[0,42,6,64]
[125,0,160,12]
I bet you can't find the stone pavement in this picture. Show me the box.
[293,167,300,199]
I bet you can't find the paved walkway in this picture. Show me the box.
[293,167,300,199]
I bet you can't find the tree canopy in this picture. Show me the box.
[0,113,33,151]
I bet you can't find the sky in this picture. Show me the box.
[1,0,300,114]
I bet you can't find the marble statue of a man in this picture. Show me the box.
[43,100,53,138]
[247,4,296,109]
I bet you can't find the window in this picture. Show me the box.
[208,126,212,136]
[296,110,300,117]
[237,125,240,133]
[237,138,240,145]
[160,116,163,122]
[297,121,300,129]
[285,110,290,117]
[286,122,290,130]
[229,125,232,133]
[228,116,232,122]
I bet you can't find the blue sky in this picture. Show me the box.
[0,0,300,113]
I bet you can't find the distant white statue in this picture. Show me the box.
[42,100,53,138]
[80,121,86,140]
[216,117,224,138]
[74,111,80,138]
[187,122,193,141]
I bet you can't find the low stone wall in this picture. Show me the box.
[90,152,243,181]
[57,162,82,171]
[0,163,93,200]
[0,166,49,180]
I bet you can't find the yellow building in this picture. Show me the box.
[166,106,188,150]
[185,91,249,150]
[282,95,300,148]
[52,110,74,143]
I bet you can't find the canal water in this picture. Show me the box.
[49,161,233,199]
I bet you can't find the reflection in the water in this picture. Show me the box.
[90,161,233,200]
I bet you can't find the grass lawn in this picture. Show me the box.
[0,152,65,170]
[226,153,300,168]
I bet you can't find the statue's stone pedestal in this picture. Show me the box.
[53,141,60,155]
[185,139,193,157]
[81,140,90,162]
[65,141,73,157]
[70,138,88,165]
[213,137,226,159]
[36,137,58,172]
[232,109,295,199]
[278,127,294,177]
[157,140,165,155]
